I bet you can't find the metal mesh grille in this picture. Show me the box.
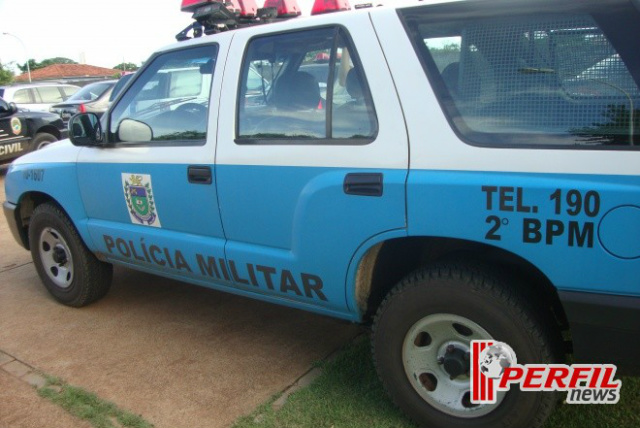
[425,13,640,146]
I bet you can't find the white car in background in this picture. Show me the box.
[0,83,80,113]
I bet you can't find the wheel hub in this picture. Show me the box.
[52,246,68,265]
[402,313,506,418]
[441,344,470,379]
[38,227,74,288]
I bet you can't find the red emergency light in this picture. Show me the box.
[181,0,212,12]
[238,0,258,17]
[263,0,301,17]
[311,0,350,15]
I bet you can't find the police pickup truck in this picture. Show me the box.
[3,0,640,427]
[0,97,66,164]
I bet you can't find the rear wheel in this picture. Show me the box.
[372,263,561,428]
[29,202,112,307]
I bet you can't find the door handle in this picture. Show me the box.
[343,173,383,197]
[188,165,212,184]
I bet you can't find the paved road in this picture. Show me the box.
[0,166,361,428]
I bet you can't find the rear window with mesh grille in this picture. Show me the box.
[400,1,640,148]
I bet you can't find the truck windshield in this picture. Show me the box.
[67,82,114,102]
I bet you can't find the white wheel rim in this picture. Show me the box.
[38,227,74,288]
[402,313,506,418]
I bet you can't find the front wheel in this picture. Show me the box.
[372,263,561,428]
[32,132,58,150]
[29,202,112,307]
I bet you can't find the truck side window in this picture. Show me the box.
[36,87,65,104]
[108,45,217,145]
[401,4,640,148]
[62,85,79,99]
[12,89,32,104]
[236,27,377,144]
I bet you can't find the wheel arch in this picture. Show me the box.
[33,125,62,141]
[353,236,570,349]
[13,191,67,250]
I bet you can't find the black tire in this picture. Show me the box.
[372,262,562,428]
[28,202,112,307]
[32,132,58,150]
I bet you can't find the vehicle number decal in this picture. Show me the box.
[23,169,45,181]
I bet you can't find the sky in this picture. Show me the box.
[0,0,317,74]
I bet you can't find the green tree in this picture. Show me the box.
[17,59,38,73]
[0,63,13,85]
[572,104,640,146]
[112,62,139,72]
[18,57,77,72]
[38,57,77,69]
[429,42,461,53]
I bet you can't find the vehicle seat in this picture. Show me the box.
[334,68,374,138]
[346,68,364,102]
[441,62,460,97]
[273,71,321,110]
[337,68,365,112]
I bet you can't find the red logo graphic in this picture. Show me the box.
[470,340,622,404]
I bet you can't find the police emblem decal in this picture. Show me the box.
[10,117,22,135]
[122,173,161,227]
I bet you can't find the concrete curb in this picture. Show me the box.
[271,331,367,411]
[0,349,48,388]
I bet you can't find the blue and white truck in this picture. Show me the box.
[3,0,640,426]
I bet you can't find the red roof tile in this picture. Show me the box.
[15,64,119,82]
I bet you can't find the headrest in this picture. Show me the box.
[275,71,321,110]
[345,68,363,100]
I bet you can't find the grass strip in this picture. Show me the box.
[37,376,154,428]
[233,336,640,428]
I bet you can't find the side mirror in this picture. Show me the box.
[69,113,103,146]
[0,102,17,117]
[118,118,153,142]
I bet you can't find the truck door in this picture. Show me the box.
[0,99,29,163]
[215,15,408,317]
[76,41,231,286]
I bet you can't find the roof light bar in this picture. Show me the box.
[181,0,213,13]
[311,0,351,15]
[238,0,258,17]
[177,0,303,41]
[263,0,301,17]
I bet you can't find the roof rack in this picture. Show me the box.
[176,0,302,41]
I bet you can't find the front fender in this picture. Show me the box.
[5,146,93,251]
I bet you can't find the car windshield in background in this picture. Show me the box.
[68,82,114,102]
